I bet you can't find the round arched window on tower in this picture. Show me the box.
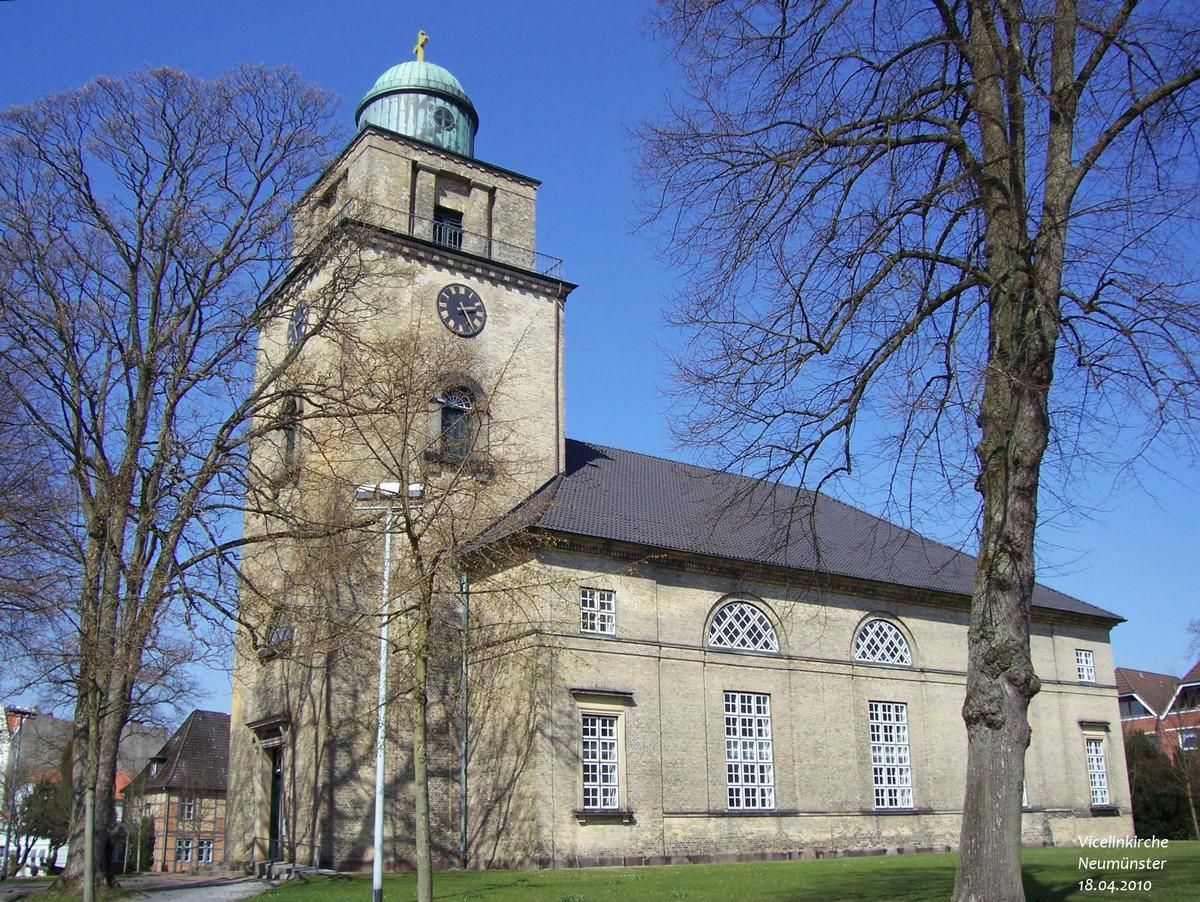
[440,387,476,458]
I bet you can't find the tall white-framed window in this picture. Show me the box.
[580,587,615,636]
[180,796,195,820]
[1076,648,1096,683]
[573,691,633,819]
[197,838,214,864]
[869,701,913,809]
[581,714,619,809]
[175,838,193,863]
[1086,736,1110,805]
[724,691,775,809]
[1180,728,1199,751]
[853,619,912,665]
[707,600,779,653]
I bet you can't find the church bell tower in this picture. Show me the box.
[228,39,576,872]
[300,35,574,498]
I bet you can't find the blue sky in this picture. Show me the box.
[2,0,1196,714]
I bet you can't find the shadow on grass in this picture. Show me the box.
[1022,870,1076,902]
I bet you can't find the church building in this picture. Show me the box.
[226,45,1133,873]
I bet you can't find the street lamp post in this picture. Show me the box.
[355,482,423,902]
[458,572,469,870]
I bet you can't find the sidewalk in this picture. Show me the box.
[120,874,271,901]
[0,874,271,902]
[0,879,52,902]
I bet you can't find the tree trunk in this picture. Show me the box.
[953,4,1068,896]
[58,686,125,894]
[953,290,1049,899]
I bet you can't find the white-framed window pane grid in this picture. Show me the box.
[869,701,912,809]
[708,602,778,652]
[180,797,195,820]
[724,691,775,809]
[1076,649,1096,683]
[197,839,214,864]
[581,714,619,809]
[1180,728,1199,751]
[1086,737,1109,804]
[580,587,615,635]
[175,839,193,863]
[854,620,912,665]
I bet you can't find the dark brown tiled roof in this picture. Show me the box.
[139,710,229,793]
[506,440,1120,622]
[1115,667,1180,716]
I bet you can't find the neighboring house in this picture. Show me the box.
[2,706,37,877]
[2,709,165,876]
[125,710,229,873]
[226,49,1134,872]
[1117,661,1200,759]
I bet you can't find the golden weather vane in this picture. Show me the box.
[413,30,429,62]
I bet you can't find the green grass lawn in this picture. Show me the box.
[260,840,1200,901]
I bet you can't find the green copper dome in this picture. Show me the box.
[356,60,479,157]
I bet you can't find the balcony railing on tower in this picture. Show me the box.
[302,198,564,280]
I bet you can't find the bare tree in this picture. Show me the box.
[0,66,347,895]
[642,2,1200,898]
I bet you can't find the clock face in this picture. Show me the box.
[437,283,487,337]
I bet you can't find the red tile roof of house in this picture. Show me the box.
[1116,667,1182,716]
[1180,659,1200,687]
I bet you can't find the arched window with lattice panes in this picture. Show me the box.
[853,618,912,666]
[707,599,779,653]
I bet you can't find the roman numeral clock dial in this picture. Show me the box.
[436,283,488,337]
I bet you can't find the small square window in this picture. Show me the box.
[580,588,615,636]
[1180,728,1198,751]
[1075,649,1096,683]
